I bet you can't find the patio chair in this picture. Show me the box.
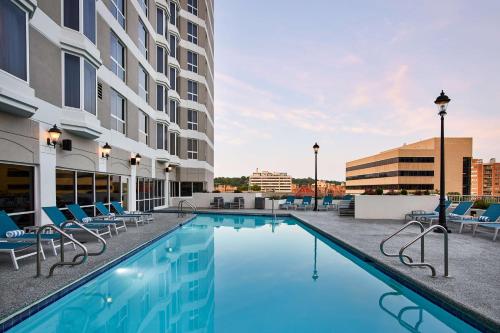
[404,201,451,221]
[0,241,44,270]
[279,196,296,210]
[210,197,224,209]
[110,201,154,223]
[317,196,335,211]
[67,204,127,236]
[95,202,144,228]
[0,210,75,256]
[449,203,500,237]
[296,196,313,211]
[229,197,244,209]
[42,206,112,238]
[423,201,474,226]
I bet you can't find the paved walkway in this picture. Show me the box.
[0,213,189,321]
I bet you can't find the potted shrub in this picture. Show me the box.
[401,189,408,195]
[375,188,383,195]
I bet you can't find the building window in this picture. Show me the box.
[138,66,148,101]
[169,99,180,124]
[187,51,198,73]
[109,0,125,28]
[156,84,167,112]
[136,177,164,211]
[139,0,148,16]
[77,172,94,209]
[64,0,96,43]
[187,80,198,101]
[56,169,75,208]
[463,157,472,195]
[156,122,168,150]
[169,132,179,156]
[170,181,179,197]
[0,0,28,81]
[187,110,198,130]
[138,20,148,59]
[187,21,198,44]
[0,163,35,228]
[111,89,126,134]
[169,35,177,59]
[64,53,97,115]
[95,173,109,203]
[179,182,204,197]
[156,7,165,35]
[110,33,125,81]
[169,66,177,91]
[169,1,177,25]
[187,0,198,16]
[157,46,165,74]
[187,139,198,159]
[139,111,149,144]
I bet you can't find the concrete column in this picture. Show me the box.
[38,127,57,226]
[129,165,137,211]
[165,171,170,207]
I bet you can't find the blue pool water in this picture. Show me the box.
[8,214,478,332]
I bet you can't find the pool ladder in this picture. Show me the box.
[36,220,107,277]
[178,200,197,217]
[380,220,449,277]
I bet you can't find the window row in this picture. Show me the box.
[169,181,204,197]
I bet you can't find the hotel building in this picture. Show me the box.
[471,158,500,196]
[249,169,292,193]
[0,0,214,227]
[345,138,472,194]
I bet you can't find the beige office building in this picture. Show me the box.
[249,169,292,193]
[0,0,214,227]
[345,138,472,194]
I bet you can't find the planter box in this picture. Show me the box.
[355,195,439,220]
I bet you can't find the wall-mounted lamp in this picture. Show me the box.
[130,153,141,165]
[47,124,62,147]
[101,142,112,159]
[165,164,174,172]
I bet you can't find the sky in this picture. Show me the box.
[213,0,500,181]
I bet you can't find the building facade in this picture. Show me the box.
[345,138,472,194]
[471,158,500,196]
[249,169,292,193]
[0,0,214,227]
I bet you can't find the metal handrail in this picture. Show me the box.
[178,200,197,217]
[60,220,107,263]
[380,220,425,264]
[36,224,88,277]
[399,225,449,277]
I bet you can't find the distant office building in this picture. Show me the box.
[471,158,500,196]
[345,138,473,194]
[249,169,292,192]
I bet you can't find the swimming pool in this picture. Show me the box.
[7,214,479,332]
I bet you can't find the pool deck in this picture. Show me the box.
[1,209,499,332]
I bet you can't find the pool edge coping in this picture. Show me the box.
[0,215,197,333]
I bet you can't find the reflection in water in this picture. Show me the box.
[379,291,425,333]
[312,237,319,281]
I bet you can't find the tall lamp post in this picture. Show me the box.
[313,143,320,211]
[434,90,451,233]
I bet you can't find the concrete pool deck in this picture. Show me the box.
[0,210,499,332]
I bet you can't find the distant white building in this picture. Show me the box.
[249,169,292,192]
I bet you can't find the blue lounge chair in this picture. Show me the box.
[43,206,112,238]
[405,201,451,221]
[0,211,75,256]
[110,201,154,223]
[95,202,144,228]
[67,204,127,235]
[317,196,335,211]
[449,204,500,238]
[279,196,296,210]
[423,201,474,225]
[296,196,313,211]
[0,241,44,270]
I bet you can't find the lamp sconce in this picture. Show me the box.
[101,142,112,160]
[165,164,174,172]
[46,124,62,148]
[130,153,141,165]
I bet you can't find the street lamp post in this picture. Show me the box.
[434,90,451,233]
[313,143,320,211]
